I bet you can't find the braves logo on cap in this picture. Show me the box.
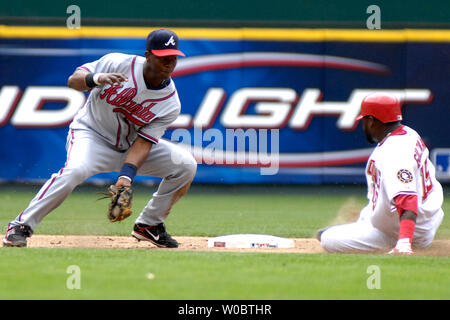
[146,29,185,57]
[165,36,176,47]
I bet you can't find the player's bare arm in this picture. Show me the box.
[400,210,417,223]
[389,207,418,255]
[115,136,153,188]
[67,69,128,91]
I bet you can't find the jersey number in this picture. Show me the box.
[367,160,380,210]
[420,159,433,201]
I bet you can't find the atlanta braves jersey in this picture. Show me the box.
[362,125,444,238]
[71,53,181,150]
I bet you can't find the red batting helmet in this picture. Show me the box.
[356,93,402,123]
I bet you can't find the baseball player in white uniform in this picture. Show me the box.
[318,93,444,254]
[3,29,197,248]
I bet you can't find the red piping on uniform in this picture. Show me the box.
[390,125,407,136]
[131,56,138,90]
[78,66,91,72]
[141,90,176,103]
[138,131,158,144]
[17,211,24,222]
[38,130,75,200]
[113,108,146,126]
[115,114,122,148]
[125,120,131,148]
[38,169,61,200]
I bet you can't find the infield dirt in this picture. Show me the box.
[6,235,449,256]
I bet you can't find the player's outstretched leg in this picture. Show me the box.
[3,164,92,247]
[319,221,395,253]
[3,130,124,247]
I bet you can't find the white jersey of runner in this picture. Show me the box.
[73,52,180,149]
[362,124,444,239]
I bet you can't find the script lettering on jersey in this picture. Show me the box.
[367,159,381,209]
[99,84,156,126]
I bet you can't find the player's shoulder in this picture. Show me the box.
[134,55,146,64]
[101,53,145,73]
[402,125,421,138]
[380,125,421,155]
[384,125,418,143]
[101,52,137,64]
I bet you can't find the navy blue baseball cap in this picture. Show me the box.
[146,29,185,57]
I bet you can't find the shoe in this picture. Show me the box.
[131,223,179,248]
[316,226,331,242]
[3,225,33,247]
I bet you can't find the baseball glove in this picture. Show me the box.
[102,185,133,222]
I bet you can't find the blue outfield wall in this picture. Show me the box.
[0,28,449,184]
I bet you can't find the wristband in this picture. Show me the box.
[93,73,103,85]
[398,219,416,243]
[85,73,98,88]
[118,163,137,182]
[118,176,132,183]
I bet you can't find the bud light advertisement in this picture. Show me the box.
[0,28,449,184]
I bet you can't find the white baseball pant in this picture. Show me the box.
[320,210,444,253]
[8,128,197,231]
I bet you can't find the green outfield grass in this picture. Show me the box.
[0,184,364,237]
[0,184,449,300]
[0,249,448,300]
[1,184,448,238]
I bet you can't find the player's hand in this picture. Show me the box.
[115,177,132,189]
[97,73,128,86]
[388,238,414,255]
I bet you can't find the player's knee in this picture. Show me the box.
[166,157,197,184]
[412,237,433,249]
[64,166,90,187]
[184,154,197,178]
[319,228,341,253]
[169,148,197,177]
[176,153,197,179]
